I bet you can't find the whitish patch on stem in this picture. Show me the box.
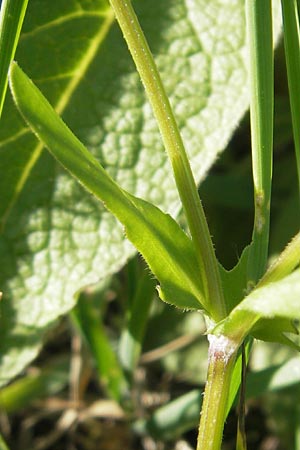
[208,334,237,364]
[254,190,265,233]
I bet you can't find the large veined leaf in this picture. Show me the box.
[0,0,282,385]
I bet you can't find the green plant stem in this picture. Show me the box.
[296,402,300,450]
[246,0,274,285]
[236,343,247,450]
[196,335,239,450]
[0,0,29,117]
[281,0,300,200]
[108,0,226,321]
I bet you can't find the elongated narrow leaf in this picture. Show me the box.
[238,270,300,319]
[0,0,29,117]
[214,270,300,346]
[71,297,126,402]
[281,0,300,197]
[119,268,156,377]
[0,434,9,450]
[9,62,206,315]
[0,357,69,413]
[259,231,300,286]
[220,232,300,315]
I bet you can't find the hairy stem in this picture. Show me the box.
[196,335,239,450]
[109,0,226,321]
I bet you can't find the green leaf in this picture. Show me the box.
[0,356,69,414]
[259,231,300,286]
[0,0,282,383]
[213,269,300,346]
[246,355,300,397]
[243,269,300,319]
[9,61,207,313]
[143,308,207,385]
[219,245,251,313]
[281,0,300,198]
[133,389,203,440]
[71,294,127,401]
[0,434,9,450]
[252,317,298,348]
[119,266,156,378]
[0,0,29,117]
[134,354,300,440]
[226,338,252,417]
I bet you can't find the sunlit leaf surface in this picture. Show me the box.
[0,0,281,384]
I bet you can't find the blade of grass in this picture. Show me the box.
[281,0,300,200]
[213,269,300,347]
[0,0,28,117]
[258,231,300,286]
[119,267,156,380]
[0,434,9,450]
[0,357,69,414]
[246,0,274,286]
[71,295,126,402]
[108,0,226,322]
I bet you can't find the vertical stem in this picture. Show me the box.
[281,0,300,200]
[246,0,274,286]
[196,335,239,450]
[236,343,247,450]
[296,402,300,450]
[109,0,226,321]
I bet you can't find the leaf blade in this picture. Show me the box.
[9,61,206,312]
[0,0,29,117]
[214,270,300,346]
